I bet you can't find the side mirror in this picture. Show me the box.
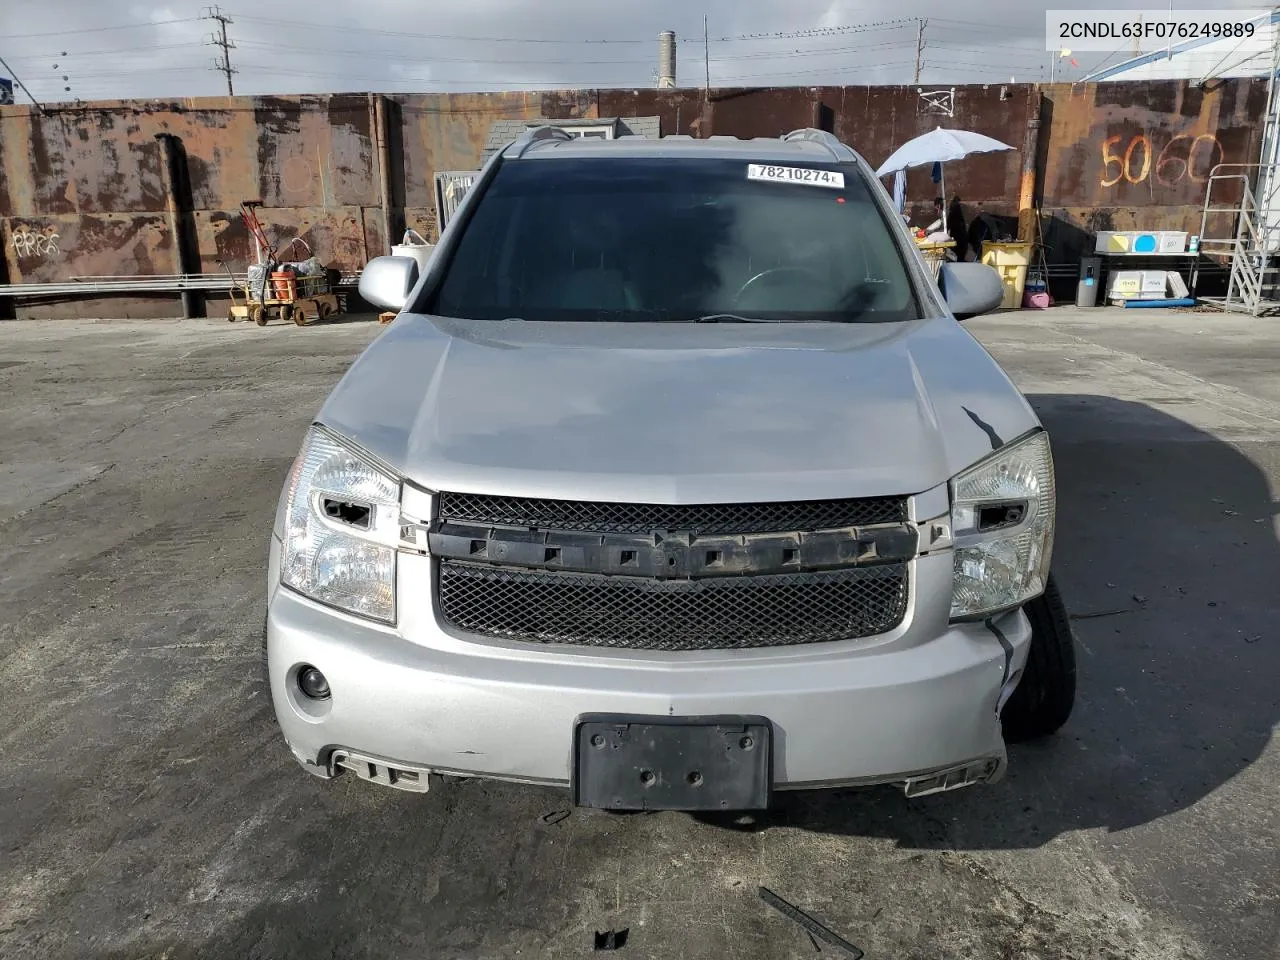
[937,261,1005,319]
[358,256,420,313]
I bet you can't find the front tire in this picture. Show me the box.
[1001,574,1077,743]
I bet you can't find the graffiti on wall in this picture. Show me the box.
[1099,131,1225,189]
[10,227,61,259]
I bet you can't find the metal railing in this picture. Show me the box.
[1194,163,1280,316]
[434,170,479,234]
[0,271,360,299]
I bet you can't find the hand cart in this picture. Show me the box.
[222,202,341,325]
[225,265,339,326]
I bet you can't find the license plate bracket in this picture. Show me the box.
[572,714,773,811]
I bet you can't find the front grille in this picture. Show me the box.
[437,560,909,651]
[436,492,908,535]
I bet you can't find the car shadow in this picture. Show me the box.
[694,395,1280,848]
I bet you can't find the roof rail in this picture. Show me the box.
[510,125,576,158]
[780,128,854,161]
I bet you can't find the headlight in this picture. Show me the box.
[280,425,401,623]
[950,430,1055,620]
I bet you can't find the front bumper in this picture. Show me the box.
[266,538,1032,797]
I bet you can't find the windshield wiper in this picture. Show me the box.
[683,313,788,323]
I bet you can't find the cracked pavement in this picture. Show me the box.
[0,308,1276,959]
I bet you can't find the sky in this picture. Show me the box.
[0,0,1270,104]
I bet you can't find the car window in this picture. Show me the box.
[427,156,919,323]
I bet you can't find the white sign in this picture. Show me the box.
[1045,10,1268,52]
[747,164,846,189]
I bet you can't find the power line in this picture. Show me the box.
[0,18,201,40]
[225,11,914,46]
[2,42,207,62]
[226,36,915,66]
[689,18,917,43]
[0,53,44,112]
[203,5,236,95]
[228,13,653,44]
[223,59,921,87]
[924,59,1044,70]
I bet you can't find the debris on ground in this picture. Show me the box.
[1070,608,1132,620]
[758,887,863,959]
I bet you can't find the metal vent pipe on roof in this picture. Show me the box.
[658,31,676,88]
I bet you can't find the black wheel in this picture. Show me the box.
[279,303,295,325]
[1001,573,1077,743]
[250,304,267,326]
[226,310,237,322]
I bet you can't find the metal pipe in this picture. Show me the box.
[1017,86,1044,242]
[153,133,202,318]
[372,93,395,257]
[1121,298,1197,308]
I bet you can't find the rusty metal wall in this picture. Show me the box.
[392,90,597,239]
[0,79,1266,318]
[618,84,1035,225]
[1038,79,1269,266]
[0,94,383,316]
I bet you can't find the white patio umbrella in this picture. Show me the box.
[875,127,1017,234]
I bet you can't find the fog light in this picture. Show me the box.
[297,665,330,700]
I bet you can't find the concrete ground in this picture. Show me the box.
[0,306,1276,960]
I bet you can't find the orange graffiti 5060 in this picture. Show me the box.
[1100,132,1224,188]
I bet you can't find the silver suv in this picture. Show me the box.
[266,128,1075,811]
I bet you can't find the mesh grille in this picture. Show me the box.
[436,492,908,534]
[437,560,909,651]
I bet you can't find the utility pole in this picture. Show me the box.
[913,18,927,84]
[704,14,711,94]
[203,5,236,95]
[0,53,44,113]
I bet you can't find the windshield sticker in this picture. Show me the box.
[747,164,845,189]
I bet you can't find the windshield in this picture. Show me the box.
[427,156,919,323]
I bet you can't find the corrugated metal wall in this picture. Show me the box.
[0,79,1267,317]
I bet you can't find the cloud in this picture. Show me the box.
[0,0,1269,102]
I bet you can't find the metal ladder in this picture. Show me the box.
[1196,16,1280,315]
[1196,164,1280,315]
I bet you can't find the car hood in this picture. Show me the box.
[318,314,1039,503]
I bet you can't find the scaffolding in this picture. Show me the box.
[1195,13,1280,315]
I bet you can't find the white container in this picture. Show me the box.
[391,229,435,273]
[1107,269,1168,300]
[1096,230,1188,255]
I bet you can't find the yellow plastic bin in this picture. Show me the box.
[981,241,1033,310]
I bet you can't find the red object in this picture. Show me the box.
[270,269,296,300]
[239,201,276,262]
